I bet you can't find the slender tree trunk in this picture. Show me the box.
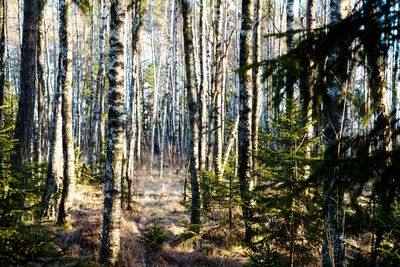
[11,0,39,215]
[36,7,46,164]
[41,6,63,215]
[220,115,239,179]
[100,0,126,264]
[135,59,142,165]
[285,0,294,115]
[198,0,210,210]
[180,0,201,227]
[125,0,141,210]
[198,0,207,172]
[286,1,296,263]
[212,0,223,176]
[159,104,167,179]
[238,0,254,243]
[251,0,261,170]
[57,0,76,225]
[96,0,107,169]
[300,0,316,180]
[392,41,399,149]
[88,0,98,172]
[149,2,158,171]
[0,0,4,128]
[41,92,63,218]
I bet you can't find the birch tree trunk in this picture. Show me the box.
[41,88,63,218]
[100,0,126,264]
[96,0,107,168]
[251,0,261,170]
[212,0,223,176]
[180,0,201,227]
[198,0,207,172]
[0,0,4,128]
[88,0,98,171]
[300,0,316,180]
[238,0,254,243]
[57,0,76,225]
[149,2,158,171]
[285,0,294,115]
[125,0,141,205]
[36,5,46,164]
[39,1,64,218]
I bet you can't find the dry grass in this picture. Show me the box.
[54,169,247,266]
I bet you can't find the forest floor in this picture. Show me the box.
[54,168,248,266]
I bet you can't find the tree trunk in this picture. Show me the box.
[11,0,38,213]
[300,0,316,181]
[251,0,261,170]
[180,0,201,227]
[0,0,4,128]
[238,0,254,243]
[125,0,141,210]
[57,0,76,225]
[39,3,64,218]
[100,0,126,264]
[198,0,207,172]
[41,91,63,218]
[212,0,223,176]
[96,0,107,169]
[285,0,294,115]
[149,2,158,171]
[88,0,98,172]
[36,6,46,164]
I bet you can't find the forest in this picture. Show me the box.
[0,0,399,266]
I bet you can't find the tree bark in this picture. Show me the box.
[11,0,38,213]
[198,0,207,172]
[285,0,294,115]
[251,0,261,170]
[96,0,107,169]
[36,4,46,164]
[88,0,98,172]
[40,3,64,218]
[212,0,223,176]
[0,0,4,128]
[300,0,316,179]
[238,0,254,243]
[180,0,201,227]
[57,0,76,225]
[100,0,126,264]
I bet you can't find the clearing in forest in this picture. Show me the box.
[58,169,247,266]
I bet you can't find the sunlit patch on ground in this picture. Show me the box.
[55,169,247,266]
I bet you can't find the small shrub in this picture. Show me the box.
[139,222,168,253]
